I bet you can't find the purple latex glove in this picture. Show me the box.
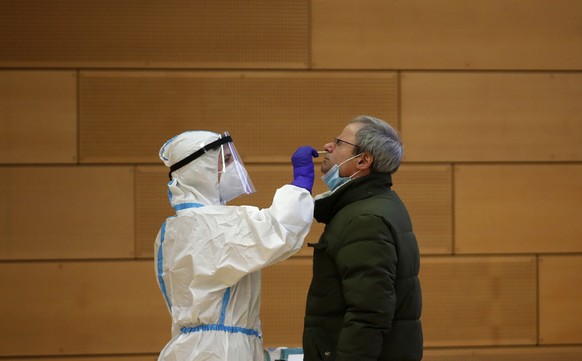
[291,146,319,192]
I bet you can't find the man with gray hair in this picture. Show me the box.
[302,115,423,361]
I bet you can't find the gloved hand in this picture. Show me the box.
[291,146,319,193]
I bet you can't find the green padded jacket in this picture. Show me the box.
[303,173,423,361]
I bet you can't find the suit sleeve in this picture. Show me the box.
[178,184,314,291]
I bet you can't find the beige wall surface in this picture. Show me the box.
[1,0,581,359]
[455,163,582,254]
[0,261,167,356]
[0,71,77,163]
[393,164,452,254]
[261,258,312,347]
[401,72,582,162]
[539,255,582,345]
[312,0,582,70]
[78,71,398,163]
[0,0,310,69]
[420,256,537,347]
[0,166,135,260]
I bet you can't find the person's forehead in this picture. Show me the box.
[338,122,362,140]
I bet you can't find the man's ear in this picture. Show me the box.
[356,152,373,170]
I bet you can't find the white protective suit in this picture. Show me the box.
[155,131,314,361]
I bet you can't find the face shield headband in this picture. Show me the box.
[168,134,233,180]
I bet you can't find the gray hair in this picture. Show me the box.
[350,115,403,174]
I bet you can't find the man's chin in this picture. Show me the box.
[320,160,330,174]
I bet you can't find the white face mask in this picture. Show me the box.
[219,161,251,204]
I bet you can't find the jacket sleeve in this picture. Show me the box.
[182,184,314,291]
[333,215,397,361]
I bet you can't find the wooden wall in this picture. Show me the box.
[1,0,581,359]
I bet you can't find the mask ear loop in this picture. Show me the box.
[338,153,364,168]
[341,153,364,179]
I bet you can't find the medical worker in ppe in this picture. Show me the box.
[154,130,318,361]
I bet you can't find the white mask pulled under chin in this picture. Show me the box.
[219,161,249,204]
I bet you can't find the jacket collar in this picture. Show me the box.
[313,173,393,224]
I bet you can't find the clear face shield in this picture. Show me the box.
[216,132,255,203]
[168,131,255,203]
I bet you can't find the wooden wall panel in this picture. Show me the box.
[424,346,582,361]
[539,255,582,345]
[393,164,452,254]
[261,258,312,348]
[0,167,134,260]
[420,256,537,346]
[0,71,77,163]
[400,72,582,162]
[455,164,582,254]
[0,0,308,69]
[79,71,397,163]
[311,0,582,70]
[0,261,168,356]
